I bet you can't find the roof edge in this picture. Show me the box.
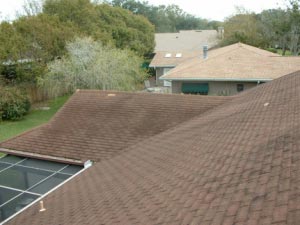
[0,147,84,165]
[149,65,176,68]
[159,77,273,82]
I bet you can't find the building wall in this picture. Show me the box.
[156,67,174,86]
[172,81,260,95]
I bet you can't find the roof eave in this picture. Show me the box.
[149,65,176,68]
[159,77,273,82]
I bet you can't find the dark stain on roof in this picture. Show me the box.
[4,71,300,225]
[0,91,231,163]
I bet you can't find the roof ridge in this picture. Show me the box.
[239,43,280,56]
[76,89,229,99]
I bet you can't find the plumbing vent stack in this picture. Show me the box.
[39,201,46,212]
[203,45,208,59]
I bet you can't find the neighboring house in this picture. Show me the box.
[149,51,200,86]
[1,71,300,225]
[154,30,219,52]
[150,30,220,87]
[160,43,300,95]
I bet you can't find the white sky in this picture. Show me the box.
[0,0,287,22]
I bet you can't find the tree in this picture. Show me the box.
[259,9,291,54]
[288,0,300,55]
[109,0,221,32]
[22,0,44,16]
[222,12,265,47]
[43,0,155,56]
[0,14,78,83]
[39,37,148,98]
[13,14,78,62]
[96,4,155,56]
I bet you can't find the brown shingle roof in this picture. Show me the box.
[0,91,230,163]
[155,30,218,52]
[5,71,300,225]
[161,43,300,81]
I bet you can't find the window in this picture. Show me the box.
[237,84,244,92]
[175,53,182,58]
[164,53,172,58]
[0,154,84,223]
[163,80,172,87]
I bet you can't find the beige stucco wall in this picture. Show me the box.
[155,68,164,86]
[171,81,260,96]
[155,67,174,86]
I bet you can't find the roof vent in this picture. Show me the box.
[107,93,116,97]
[175,53,182,58]
[264,102,269,107]
[39,201,46,212]
[203,45,208,59]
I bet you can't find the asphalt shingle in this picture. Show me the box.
[161,43,300,81]
[3,71,300,225]
[0,91,230,163]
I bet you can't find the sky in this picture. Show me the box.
[0,0,287,22]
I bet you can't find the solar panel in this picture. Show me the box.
[0,154,84,223]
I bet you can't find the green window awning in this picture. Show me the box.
[182,83,209,95]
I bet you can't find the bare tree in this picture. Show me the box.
[39,37,147,97]
[23,0,44,16]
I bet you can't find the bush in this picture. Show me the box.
[0,87,31,121]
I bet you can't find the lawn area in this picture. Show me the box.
[0,95,69,143]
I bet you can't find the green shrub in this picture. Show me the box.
[0,87,31,121]
[266,48,278,53]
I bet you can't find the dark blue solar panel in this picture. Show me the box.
[0,166,52,191]
[0,193,39,221]
[0,155,23,164]
[19,158,66,172]
[0,154,84,223]
[60,165,82,175]
[29,173,71,194]
[0,187,21,206]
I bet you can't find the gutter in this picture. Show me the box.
[0,148,83,165]
[159,77,273,82]
[149,65,176,68]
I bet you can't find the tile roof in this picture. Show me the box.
[161,43,300,81]
[154,30,218,52]
[4,70,300,225]
[0,91,230,163]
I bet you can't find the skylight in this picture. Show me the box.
[0,154,84,223]
[164,53,172,58]
[175,53,182,58]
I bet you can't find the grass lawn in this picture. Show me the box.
[0,95,70,143]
